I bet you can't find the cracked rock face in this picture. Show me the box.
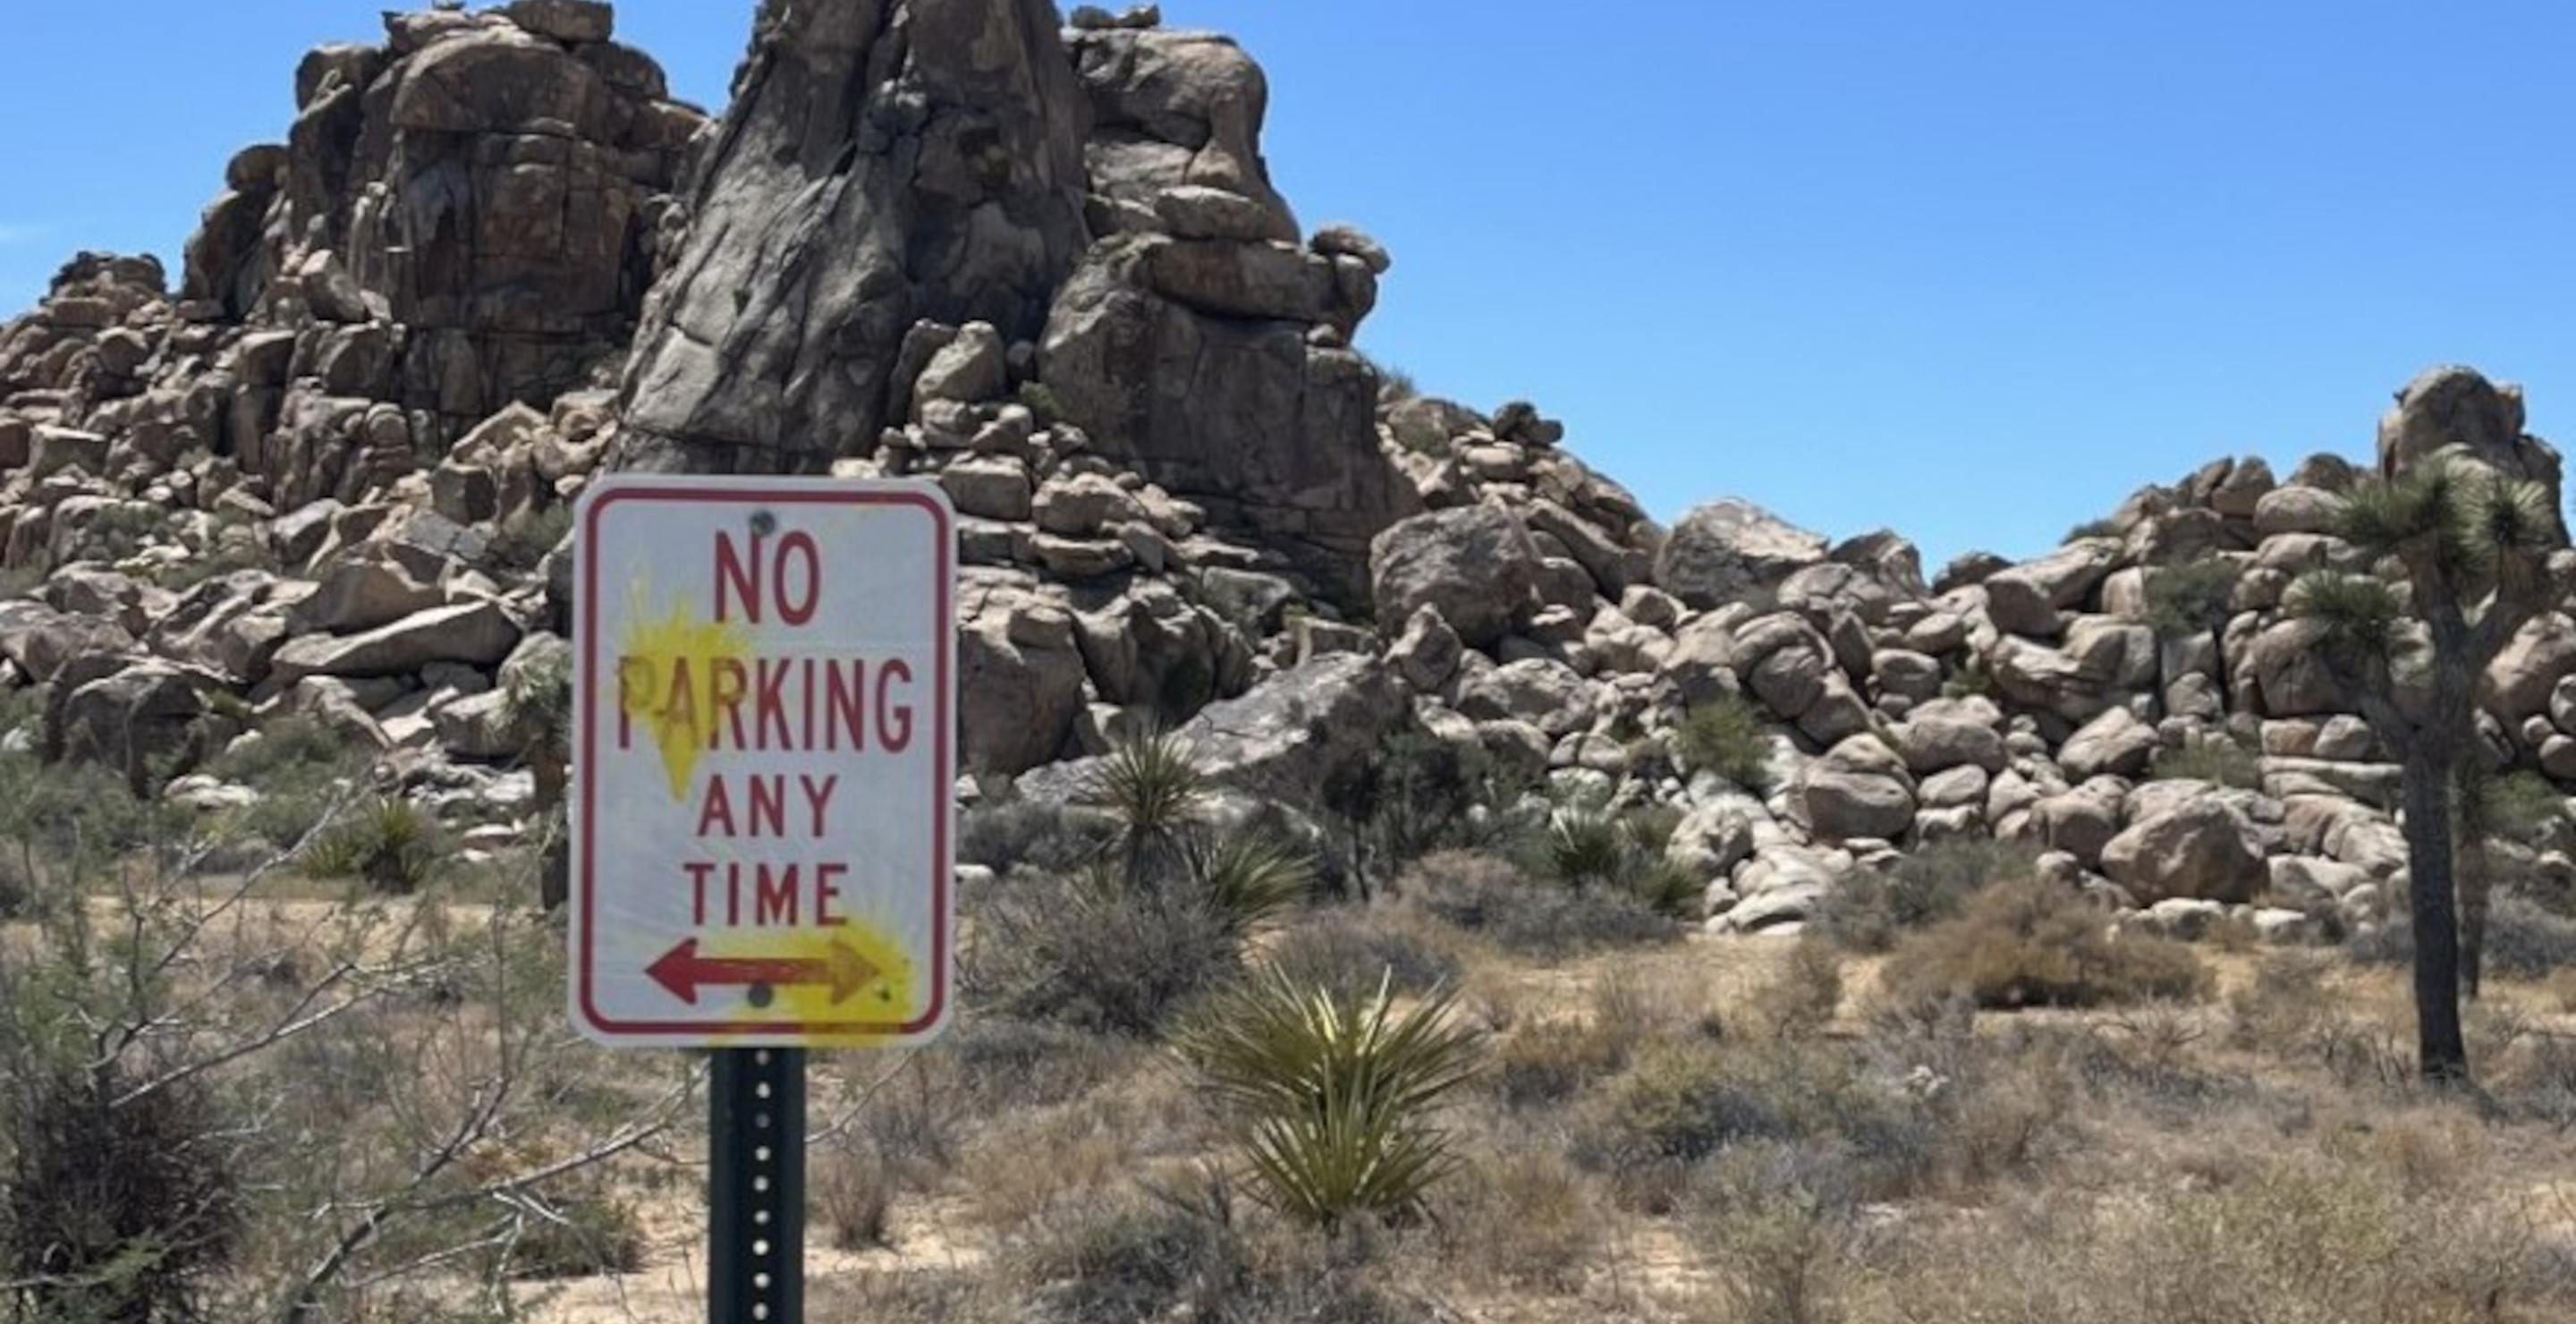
[613,0,1092,474]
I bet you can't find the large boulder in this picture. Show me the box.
[2377,366,2566,540]
[1020,652,1405,808]
[959,587,1089,777]
[2100,799,2267,905]
[618,0,1089,471]
[267,601,521,683]
[1369,506,1539,649]
[1654,498,1826,610]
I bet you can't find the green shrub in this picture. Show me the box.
[958,798,1114,876]
[1396,851,1679,960]
[1322,725,1521,895]
[1672,694,1774,790]
[1,1064,242,1323]
[1170,966,1485,1230]
[2149,734,2264,790]
[300,797,445,894]
[1880,877,2212,1010]
[2143,556,2240,634]
[1817,838,2037,953]
[962,867,1241,1037]
[2063,516,2127,543]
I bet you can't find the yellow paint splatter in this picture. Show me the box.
[616,582,751,802]
[735,920,919,1047]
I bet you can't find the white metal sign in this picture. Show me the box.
[570,475,955,1048]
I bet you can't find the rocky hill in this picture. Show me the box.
[3,0,2574,946]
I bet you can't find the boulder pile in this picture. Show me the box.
[2,2,2572,947]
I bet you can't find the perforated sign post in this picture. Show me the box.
[572,474,956,1324]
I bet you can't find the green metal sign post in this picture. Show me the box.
[709,1048,805,1324]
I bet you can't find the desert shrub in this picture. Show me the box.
[1084,726,1209,863]
[487,502,572,574]
[2063,516,2126,542]
[1867,1154,2562,1324]
[1435,1148,1599,1294]
[1492,1016,1633,1108]
[1733,937,1845,1040]
[1170,966,1485,1230]
[936,1017,1139,1116]
[1011,1186,1247,1324]
[958,798,1114,876]
[1692,1148,1857,1324]
[300,797,444,894]
[1878,876,2211,1010]
[1262,906,1461,1003]
[1816,837,2036,954]
[503,1181,645,1279]
[818,1140,901,1251]
[0,1064,242,1323]
[2349,895,2576,982]
[962,866,1241,1037]
[1673,693,1774,790]
[2142,556,2240,636]
[1395,850,1678,959]
[1321,725,1520,895]
[2149,733,2264,789]
[202,717,366,854]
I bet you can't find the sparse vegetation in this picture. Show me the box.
[1817,837,2035,953]
[1672,692,1775,790]
[1878,875,2212,1009]
[2149,730,2266,788]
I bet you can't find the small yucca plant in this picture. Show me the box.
[1083,727,1209,863]
[1180,830,1312,937]
[301,798,442,895]
[1170,965,1484,1231]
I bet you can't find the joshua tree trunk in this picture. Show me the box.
[2457,843,2491,1002]
[2400,751,2469,1082]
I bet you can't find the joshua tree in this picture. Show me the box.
[2288,445,2558,1082]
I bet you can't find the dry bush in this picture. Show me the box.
[818,1142,898,1251]
[502,1176,645,1280]
[1434,1147,1601,1294]
[1573,1039,1935,1213]
[962,867,1243,1036]
[1817,837,2037,954]
[961,1102,1133,1231]
[2229,949,2349,1057]
[1857,1152,2562,1324]
[1492,1016,1634,1109]
[1733,936,1845,1040]
[1393,850,1678,960]
[1878,876,2211,1010]
[1261,904,1462,1002]
[0,1061,242,1323]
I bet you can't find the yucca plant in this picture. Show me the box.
[1082,726,1209,866]
[301,798,442,895]
[1180,829,1312,937]
[1543,802,1629,894]
[1170,965,1484,1232]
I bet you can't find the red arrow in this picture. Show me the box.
[647,938,880,1006]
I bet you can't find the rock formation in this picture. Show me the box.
[3,0,2575,957]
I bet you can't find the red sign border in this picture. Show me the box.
[572,478,955,1044]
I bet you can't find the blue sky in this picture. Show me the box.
[5,2,2573,569]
